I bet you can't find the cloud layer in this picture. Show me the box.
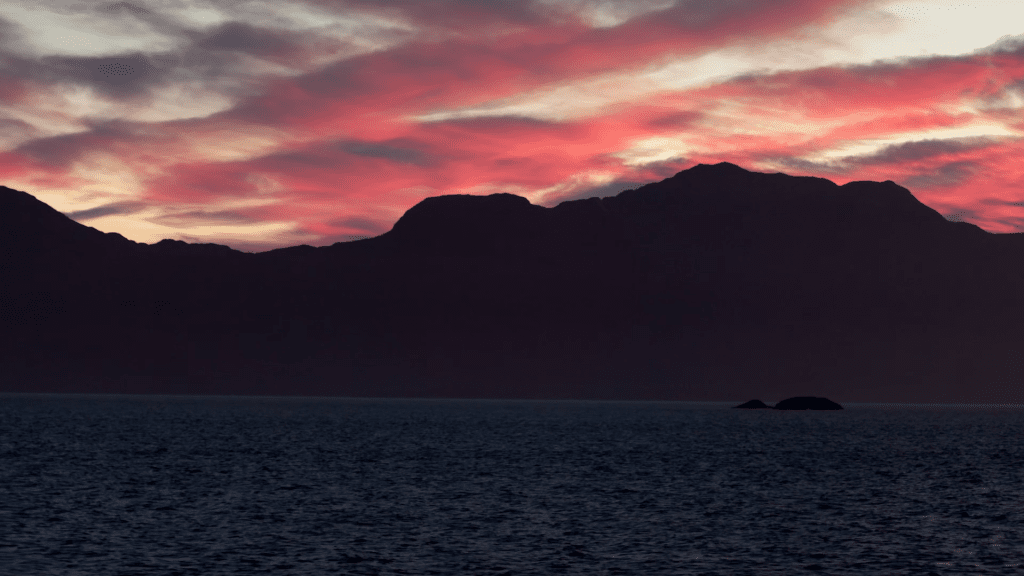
[1,0,1023,249]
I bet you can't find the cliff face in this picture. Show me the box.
[3,163,1023,403]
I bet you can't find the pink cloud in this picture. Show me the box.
[0,152,32,182]
[143,44,1024,243]
[227,0,884,135]
[4,0,1024,248]
[136,102,706,241]
[712,50,1024,119]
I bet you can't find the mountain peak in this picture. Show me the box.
[680,161,766,177]
[384,192,540,248]
[695,161,749,171]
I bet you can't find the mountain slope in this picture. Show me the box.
[2,163,1023,403]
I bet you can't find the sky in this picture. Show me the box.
[0,0,1022,252]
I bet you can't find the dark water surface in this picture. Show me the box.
[2,394,1023,575]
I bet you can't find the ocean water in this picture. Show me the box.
[2,395,1022,575]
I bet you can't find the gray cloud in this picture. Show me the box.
[901,161,979,190]
[151,209,261,228]
[723,31,1024,112]
[0,51,180,100]
[13,121,142,167]
[335,138,436,166]
[335,0,549,26]
[0,117,40,141]
[334,0,785,32]
[0,4,336,106]
[857,138,1000,166]
[16,133,98,168]
[256,148,355,171]
[979,33,1024,56]
[647,110,701,128]
[0,17,26,50]
[90,3,326,66]
[762,156,847,176]
[65,201,147,221]
[98,1,149,14]
[977,195,1024,208]
[435,115,560,129]
[656,0,753,30]
[194,21,317,66]
[984,214,1024,233]
[768,137,1006,182]
[251,137,441,171]
[95,0,166,22]
[326,215,389,235]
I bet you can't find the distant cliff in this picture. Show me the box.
[3,163,1023,403]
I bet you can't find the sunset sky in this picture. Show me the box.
[1,0,1022,252]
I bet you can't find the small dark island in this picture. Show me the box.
[733,399,770,409]
[773,397,843,410]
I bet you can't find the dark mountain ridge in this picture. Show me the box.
[3,162,1023,403]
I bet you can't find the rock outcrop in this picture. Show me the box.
[733,399,770,409]
[773,397,843,410]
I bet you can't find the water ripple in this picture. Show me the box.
[1,396,1023,575]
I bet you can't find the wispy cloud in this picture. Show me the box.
[65,200,148,221]
[1,0,1023,246]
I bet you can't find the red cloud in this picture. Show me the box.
[5,0,1024,248]
[140,100,713,238]
[0,152,32,182]
[144,33,1024,243]
[227,0,882,135]
[710,51,1024,119]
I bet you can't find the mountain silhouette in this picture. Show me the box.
[3,162,1023,403]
